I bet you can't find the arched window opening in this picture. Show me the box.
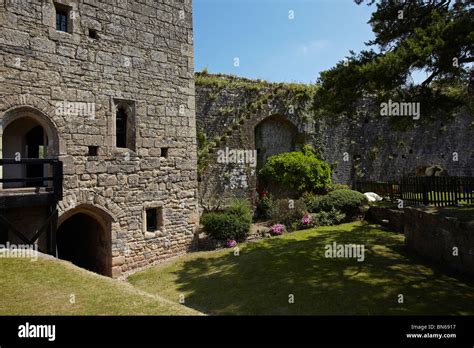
[114,99,136,152]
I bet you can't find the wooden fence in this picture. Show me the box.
[355,176,474,207]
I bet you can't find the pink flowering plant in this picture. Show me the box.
[225,239,237,248]
[300,213,313,229]
[270,224,285,236]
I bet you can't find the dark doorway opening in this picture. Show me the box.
[25,125,45,186]
[57,213,111,276]
[255,115,299,171]
[2,115,52,189]
[0,224,7,244]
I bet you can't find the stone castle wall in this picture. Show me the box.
[196,81,315,207]
[317,105,473,185]
[195,75,473,207]
[0,0,198,278]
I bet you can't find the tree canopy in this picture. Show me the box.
[314,0,473,120]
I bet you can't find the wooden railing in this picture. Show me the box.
[0,158,63,201]
[356,176,474,207]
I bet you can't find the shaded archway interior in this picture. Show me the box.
[255,115,300,170]
[2,118,48,188]
[57,212,112,277]
[0,107,62,251]
[1,107,61,189]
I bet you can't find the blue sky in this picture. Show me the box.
[193,0,376,83]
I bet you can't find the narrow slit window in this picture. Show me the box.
[114,100,136,151]
[146,209,157,232]
[116,106,128,148]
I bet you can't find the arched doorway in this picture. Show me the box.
[255,115,299,170]
[0,107,61,251]
[1,107,58,188]
[57,208,112,276]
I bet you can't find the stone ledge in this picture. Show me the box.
[404,206,474,276]
[366,206,405,232]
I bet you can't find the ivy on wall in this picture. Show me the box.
[196,72,318,177]
[197,129,210,181]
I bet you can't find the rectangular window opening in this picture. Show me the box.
[88,28,98,39]
[88,146,99,156]
[160,148,169,158]
[54,3,71,33]
[146,207,163,232]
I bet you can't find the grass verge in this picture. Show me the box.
[0,257,201,315]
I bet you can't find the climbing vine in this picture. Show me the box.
[195,72,318,176]
[197,129,210,181]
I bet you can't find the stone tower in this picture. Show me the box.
[0,0,198,278]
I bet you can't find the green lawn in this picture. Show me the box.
[0,257,201,315]
[129,221,474,315]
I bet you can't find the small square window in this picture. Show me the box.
[160,148,169,158]
[54,3,70,33]
[88,146,99,156]
[88,28,98,39]
[146,207,163,232]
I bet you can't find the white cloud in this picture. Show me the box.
[297,40,329,55]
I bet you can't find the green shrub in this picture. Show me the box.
[302,192,325,213]
[259,145,332,194]
[311,208,346,226]
[227,198,252,220]
[255,194,273,220]
[270,198,307,231]
[320,189,368,216]
[327,183,351,192]
[201,199,252,242]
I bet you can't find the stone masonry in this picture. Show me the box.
[0,0,198,278]
[196,74,474,207]
[196,79,314,207]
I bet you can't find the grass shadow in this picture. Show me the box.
[130,222,474,315]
